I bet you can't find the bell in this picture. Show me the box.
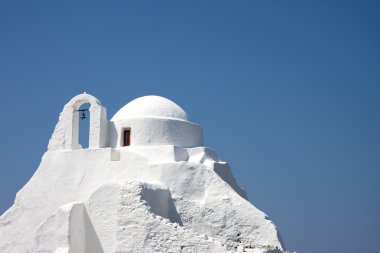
[80,111,86,120]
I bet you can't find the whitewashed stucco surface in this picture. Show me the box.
[0,94,289,253]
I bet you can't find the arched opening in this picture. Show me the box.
[78,103,91,149]
[47,93,108,150]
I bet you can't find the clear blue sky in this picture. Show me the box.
[0,1,379,252]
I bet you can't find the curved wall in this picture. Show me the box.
[110,117,203,148]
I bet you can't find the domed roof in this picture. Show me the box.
[111,95,189,121]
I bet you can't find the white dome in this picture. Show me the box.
[111,96,189,121]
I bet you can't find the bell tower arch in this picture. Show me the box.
[48,93,108,150]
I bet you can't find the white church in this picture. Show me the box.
[0,93,288,253]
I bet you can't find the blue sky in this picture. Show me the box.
[0,1,379,252]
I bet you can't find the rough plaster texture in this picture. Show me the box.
[0,94,290,253]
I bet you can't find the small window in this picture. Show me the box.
[122,129,131,146]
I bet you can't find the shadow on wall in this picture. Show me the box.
[81,205,104,253]
[141,186,183,226]
[33,203,104,253]
[213,162,248,200]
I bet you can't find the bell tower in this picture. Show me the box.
[48,93,108,150]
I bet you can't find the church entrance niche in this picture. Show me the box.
[78,103,91,149]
